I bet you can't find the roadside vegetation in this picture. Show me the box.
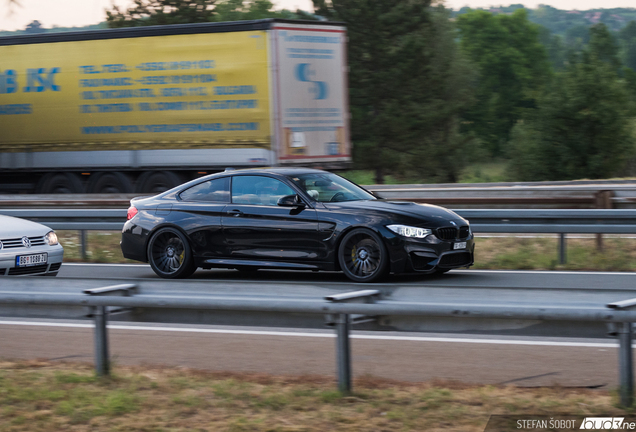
[342,164,510,184]
[0,359,629,432]
[58,230,636,272]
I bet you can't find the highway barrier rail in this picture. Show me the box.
[2,278,636,405]
[1,179,636,209]
[2,208,635,233]
[1,208,635,263]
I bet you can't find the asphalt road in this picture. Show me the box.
[2,265,635,387]
[58,263,636,290]
[0,318,626,387]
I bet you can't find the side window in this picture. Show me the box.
[231,175,294,206]
[179,177,230,202]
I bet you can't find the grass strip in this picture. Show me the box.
[0,360,630,431]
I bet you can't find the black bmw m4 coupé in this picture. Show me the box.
[121,168,475,282]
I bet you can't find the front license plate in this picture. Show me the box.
[453,242,467,250]
[16,253,48,267]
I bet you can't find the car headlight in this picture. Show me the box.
[387,224,432,238]
[45,231,59,246]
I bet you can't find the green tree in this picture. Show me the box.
[24,20,46,34]
[588,23,621,69]
[107,0,218,26]
[538,25,567,71]
[313,1,474,183]
[106,0,297,27]
[564,24,590,47]
[457,9,551,156]
[507,53,634,181]
[214,0,296,21]
[619,21,636,71]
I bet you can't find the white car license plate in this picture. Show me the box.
[453,242,467,250]
[16,253,48,267]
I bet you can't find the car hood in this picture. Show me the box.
[0,215,51,238]
[323,200,468,226]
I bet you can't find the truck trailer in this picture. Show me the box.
[0,19,350,193]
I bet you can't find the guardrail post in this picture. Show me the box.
[325,289,381,395]
[595,190,614,252]
[84,284,136,377]
[607,299,636,407]
[92,305,109,376]
[619,322,634,407]
[80,230,87,261]
[559,233,567,265]
[335,313,351,394]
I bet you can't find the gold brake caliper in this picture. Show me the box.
[351,245,358,267]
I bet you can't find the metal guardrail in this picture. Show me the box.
[1,207,635,264]
[0,209,125,230]
[2,281,636,405]
[1,208,635,234]
[462,209,636,234]
[2,179,636,209]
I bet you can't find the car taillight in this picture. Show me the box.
[127,206,138,220]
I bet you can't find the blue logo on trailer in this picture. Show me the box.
[295,63,328,100]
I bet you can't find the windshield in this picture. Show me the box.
[289,173,376,202]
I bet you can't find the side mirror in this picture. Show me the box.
[277,194,305,208]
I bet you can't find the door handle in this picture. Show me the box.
[227,209,244,217]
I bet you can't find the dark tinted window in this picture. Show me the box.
[290,173,375,202]
[180,177,230,202]
[231,175,294,206]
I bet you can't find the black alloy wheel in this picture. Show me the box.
[147,228,196,279]
[338,228,388,282]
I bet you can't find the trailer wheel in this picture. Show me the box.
[136,171,183,194]
[87,172,133,193]
[36,173,84,194]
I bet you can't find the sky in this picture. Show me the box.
[0,0,635,32]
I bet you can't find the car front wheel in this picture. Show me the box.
[338,228,388,283]
[147,227,196,279]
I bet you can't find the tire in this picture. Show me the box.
[87,172,133,193]
[136,171,183,194]
[338,228,389,283]
[36,173,84,194]
[147,227,196,279]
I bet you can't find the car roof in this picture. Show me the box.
[157,167,332,197]
[220,167,329,176]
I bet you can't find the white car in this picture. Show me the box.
[0,215,64,276]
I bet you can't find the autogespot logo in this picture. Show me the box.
[580,418,626,429]
[22,236,31,248]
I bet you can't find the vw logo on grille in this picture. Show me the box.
[22,236,31,248]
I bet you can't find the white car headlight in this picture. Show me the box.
[387,224,432,238]
[45,231,59,246]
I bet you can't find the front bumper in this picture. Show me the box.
[386,235,475,274]
[0,244,64,276]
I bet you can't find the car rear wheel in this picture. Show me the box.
[147,228,196,279]
[338,228,388,283]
